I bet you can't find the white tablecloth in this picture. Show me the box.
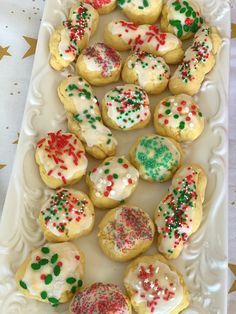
[0,0,236,311]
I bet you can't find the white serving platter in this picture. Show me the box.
[0,0,230,313]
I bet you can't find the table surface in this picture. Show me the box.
[0,0,235,312]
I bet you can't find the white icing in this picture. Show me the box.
[127,53,170,89]
[90,156,139,201]
[104,84,150,129]
[119,0,160,11]
[64,76,117,148]
[58,28,75,61]
[124,260,183,313]
[22,243,83,300]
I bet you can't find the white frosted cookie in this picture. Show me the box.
[117,0,163,25]
[84,0,116,14]
[58,76,117,159]
[98,205,155,261]
[129,134,182,183]
[86,156,139,209]
[154,164,207,259]
[102,84,151,131]
[122,51,170,94]
[161,0,204,40]
[169,24,222,96]
[16,242,85,306]
[49,2,99,71]
[35,130,88,189]
[104,20,184,64]
[124,254,189,314]
[39,188,95,242]
[70,282,132,313]
[154,94,204,142]
[76,43,122,86]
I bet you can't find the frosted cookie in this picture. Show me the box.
[169,25,222,96]
[117,0,163,25]
[84,0,116,14]
[49,2,99,71]
[161,0,204,40]
[98,205,155,262]
[76,43,122,86]
[129,134,182,183]
[58,76,117,159]
[154,94,204,142]
[35,130,88,189]
[16,242,85,306]
[86,156,139,209]
[122,51,170,94]
[104,20,184,64]
[124,254,189,314]
[70,282,132,313]
[154,164,207,259]
[101,84,151,131]
[39,188,95,242]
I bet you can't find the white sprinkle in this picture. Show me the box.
[189,123,194,128]
[126,174,131,178]
[110,190,115,196]
[95,192,101,198]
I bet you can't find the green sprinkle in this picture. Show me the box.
[77,279,83,287]
[48,297,59,304]
[71,286,77,294]
[31,263,40,270]
[45,274,53,285]
[54,265,61,276]
[19,280,27,290]
[179,121,185,130]
[41,247,50,254]
[50,254,58,264]
[39,258,49,266]
[41,291,47,299]
[66,277,76,284]
[113,173,118,179]
[118,158,123,163]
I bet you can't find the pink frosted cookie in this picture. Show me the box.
[70,282,132,313]
[104,20,184,64]
[84,0,116,14]
[76,42,122,86]
[98,205,155,261]
[35,130,88,189]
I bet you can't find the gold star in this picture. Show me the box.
[232,24,236,39]
[12,132,20,144]
[22,36,37,59]
[0,46,11,60]
[0,164,6,170]
[229,263,236,293]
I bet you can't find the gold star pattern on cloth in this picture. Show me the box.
[12,132,20,144]
[229,263,236,293]
[232,24,236,39]
[0,164,7,170]
[22,36,37,59]
[0,46,11,60]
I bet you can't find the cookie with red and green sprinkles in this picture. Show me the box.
[39,188,95,242]
[76,42,122,86]
[102,84,151,131]
[98,205,155,261]
[122,52,170,95]
[35,130,88,189]
[86,156,139,209]
[130,134,182,183]
[154,164,207,259]
[49,2,99,71]
[154,94,204,142]
[117,0,163,24]
[15,242,85,306]
[84,0,117,14]
[70,282,132,314]
[161,0,204,40]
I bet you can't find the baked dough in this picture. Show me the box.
[129,134,182,182]
[39,188,95,242]
[154,164,207,259]
[86,156,139,209]
[58,76,117,159]
[161,0,204,40]
[70,282,132,313]
[98,205,155,261]
[35,130,88,189]
[154,94,204,142]
[49,2,99,71]
[122,51,170,94]
[76,42,122,86]
[104,20,184,64]
[117,0,163,25]
[169,24,222,96]
[16,242,85,306]
[101,84,151,130]
[124,254,189,314]
[84,0,116,14]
